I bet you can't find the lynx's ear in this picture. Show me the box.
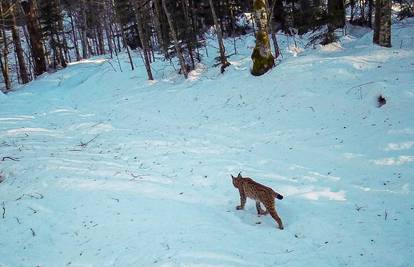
[231,174,235,179]
[237,172,242,178]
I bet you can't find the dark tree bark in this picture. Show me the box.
[162,0,188,78]
[373,0,391,47]
[265,0,280,59]
[0,3,11,91]
[323,0,345,44]
[209,0,230,73]
[21,0,47,76]
[10,2,30,84]
[133,0,154,80]
[68,9,81,61]
[80,0,89,59]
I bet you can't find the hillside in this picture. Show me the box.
[1,20,414,267]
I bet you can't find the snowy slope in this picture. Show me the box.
[1,19,414,267]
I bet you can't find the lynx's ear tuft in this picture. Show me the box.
[237,172,242,178]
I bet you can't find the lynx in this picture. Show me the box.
[232,173,284,229]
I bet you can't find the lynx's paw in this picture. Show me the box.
[258,210,268,215]
[236,205,244,210]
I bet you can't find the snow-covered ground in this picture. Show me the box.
[1,19,414,267]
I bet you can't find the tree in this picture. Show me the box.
[0,1,11,91]
[10,1,30,84]
[132,0,154,80]
[373,0,392,47]
[162,0,188,78]
[265,0,281,59]
[208,0,230,73]
[21,0,47,76]
[251,0,274,76]
[323,0,345,44]
[38,0,67,69]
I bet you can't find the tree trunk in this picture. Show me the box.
[103,0,114,58]
[69,10,81,61]
[182,0,195,70]
[0,3,11,91]
[21,0,47,77]
[80,0,89,59]
[10,3,30,84]
[55,0,67,68]
[162,0,188,78]
[373,0,391,47]
[324,0,345,44]
[350,0,355,22]
[96,23,105,55]
[56,0,69,64]
[368,0,374,28]
[251,0,274,76]
[265,0,280,59]
[209,0,230,73]
[152,0,167,57]
[133,0,154,80]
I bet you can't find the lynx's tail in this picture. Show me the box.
[274,191,284,200]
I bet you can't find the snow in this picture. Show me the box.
[1,19,414,267]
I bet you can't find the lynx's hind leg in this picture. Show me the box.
[256,201,268,215]
[265,202,284,229]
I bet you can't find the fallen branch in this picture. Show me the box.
[345,80,386,95]
[28,207,38,214]
[110,197,120,202]
[2,201,5,219]
[16,193,44,201]
[355,204,364,211]
[126,170,147,180]
[1,156,20,161]
[78,134,100,147]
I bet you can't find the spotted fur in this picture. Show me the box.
[232,173,284,229]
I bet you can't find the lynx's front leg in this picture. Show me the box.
[236,190,246,210]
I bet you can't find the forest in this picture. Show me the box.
[0,0,412,90]
[0,0,414,267]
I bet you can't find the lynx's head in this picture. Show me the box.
[231,173,243,188]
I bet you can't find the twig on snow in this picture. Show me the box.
[126,170,146,180]
[355,204,364,211]
[2,201,5,219]
[78,134,100,147]
[384,210,388,221]
[15,193,44,201]
[345,80,386,95]
[30,228,36,237]
[1,156,20,161]
[28,207,38,214]
[110,197,120,202]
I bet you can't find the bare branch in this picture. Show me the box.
[1,156,20,161]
